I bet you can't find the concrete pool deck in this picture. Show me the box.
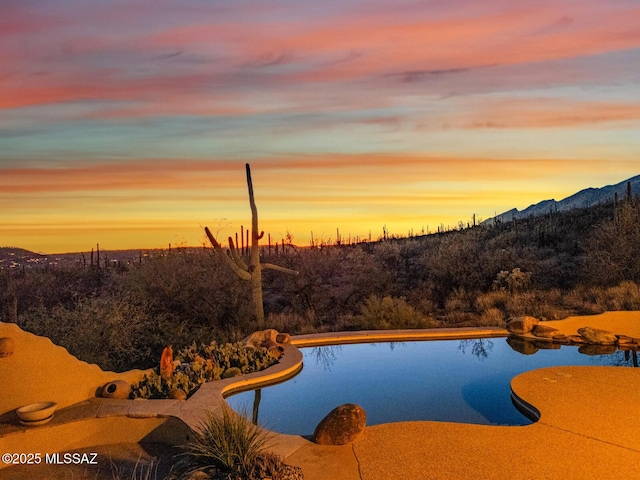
[282,312,640,480]
[1,312,640,479]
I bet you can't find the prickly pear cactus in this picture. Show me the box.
[130,341,279,399]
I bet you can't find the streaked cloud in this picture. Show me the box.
[1,0,639,252]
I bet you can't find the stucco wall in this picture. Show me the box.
[0,322,148,417]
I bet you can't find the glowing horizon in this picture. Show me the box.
[1,0,639,254]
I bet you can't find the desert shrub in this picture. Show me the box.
[444,288,474,312]
[478,307,505,326]
[582,201,640,285]
[172,407,293,480]
[404,290,438,316]
[561,286,608,315]
[504,291,537,317]
[420,232,490,307]
[529,302,571,321]
[474,290,510,312]
[118,251,254,341]
[438,311,480,327]
[272,246,390,324]
[265,311,320,335]
[605,281,640,310]
[357,295,432,329]
[492,268,532,292]
[109,458,160,480]
[18,297,153,371]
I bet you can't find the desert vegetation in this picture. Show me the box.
[169,407,300,480]
[2,196,639,372]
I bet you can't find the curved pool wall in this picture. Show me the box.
[226,335,637,436]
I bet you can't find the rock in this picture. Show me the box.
[313,404,366,445]
[531,324,561,339]
[578,344,616,356]
[616,335,635,345]
[566,335,586,345]
[0,337,15,358]
[169,388,187,400]
[244,329,291,357]
[577,327,617,345]
[506,337,539,355]
[244,329,279,349]
[506,316,539,335]
[276,333,291,344]
[222,367,242,379]
[101,380,131,399]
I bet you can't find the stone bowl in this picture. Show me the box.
[16,401,57,424]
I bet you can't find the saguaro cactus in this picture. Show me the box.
[205,163,297,326]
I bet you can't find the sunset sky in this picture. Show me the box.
[2,0,639,253]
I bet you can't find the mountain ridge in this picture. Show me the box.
[484,174,640,225]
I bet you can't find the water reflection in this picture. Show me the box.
[506,337,539,355]
[625,349,639,367]
[307,342,410,371]
[457,339,494,360]
[505,336,638,367]
[578,344,616,356]
[307,345,342,371]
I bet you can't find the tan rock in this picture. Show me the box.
[578,327,617,345]
[168,388,187,400]
[506,316,539,334]
[222,367,242,379]
[313,404,366,445]
[566,335,586,344]
[243,329,279,349]
[616,335,634,345]
[276,332,291,344]
[532,324,560,339]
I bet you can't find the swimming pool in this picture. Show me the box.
[225,338,637,436]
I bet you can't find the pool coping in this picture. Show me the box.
[290,326,508,347]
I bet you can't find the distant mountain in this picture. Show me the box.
[484,174,640,225]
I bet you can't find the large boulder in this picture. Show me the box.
[506,316,539,335]
[313,404,366,445]
[577,327,617,345]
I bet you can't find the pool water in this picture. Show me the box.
[225,338,637,436]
